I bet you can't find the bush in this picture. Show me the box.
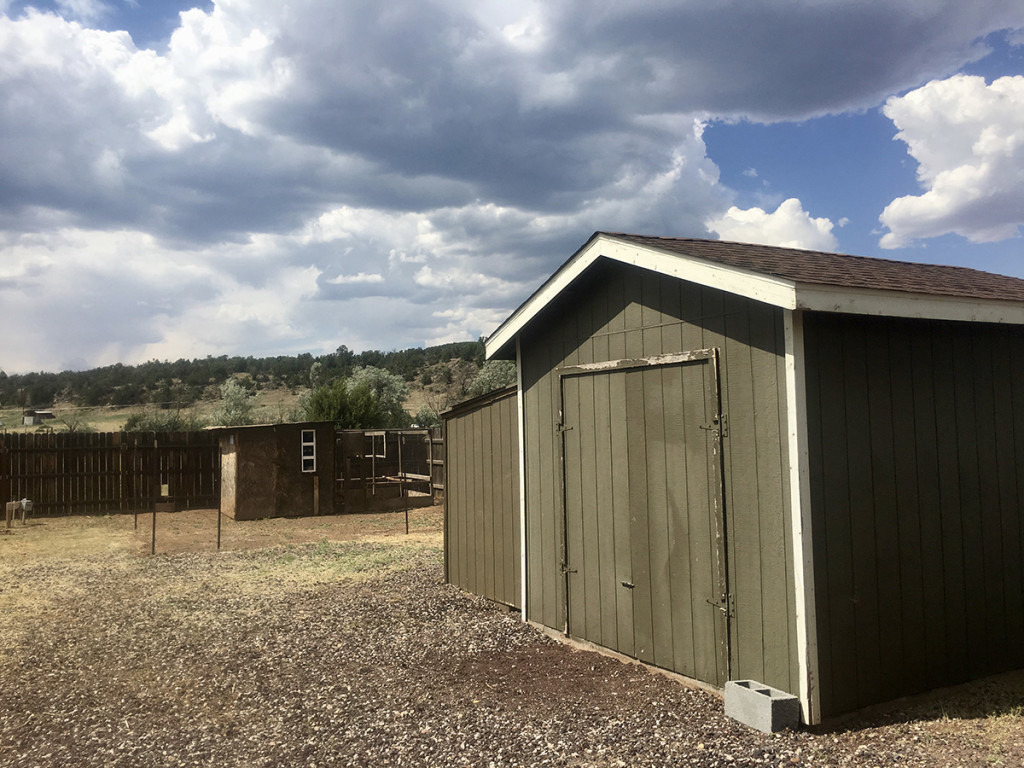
[123,410,209,432]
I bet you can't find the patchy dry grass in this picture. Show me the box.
[0,505,442,560]
[1,509,1022,767]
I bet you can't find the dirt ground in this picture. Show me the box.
[0,505,443,558]
[1,509,1022,767]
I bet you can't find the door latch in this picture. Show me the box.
[621,581,635,589]
[706,594,734,618]
[700,414,728,437]
[560,562,578,575]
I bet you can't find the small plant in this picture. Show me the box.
[56,411,95,433]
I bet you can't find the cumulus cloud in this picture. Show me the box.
[1,1,1023,371]
[705,198,838,251]
[879,74,1024,248]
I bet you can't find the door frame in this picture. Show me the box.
[555,349,731,682]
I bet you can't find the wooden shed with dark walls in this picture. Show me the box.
[443,385,522,610]
[212,421,336,521]
[477,231,1024,725]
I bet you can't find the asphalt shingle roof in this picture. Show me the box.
[606,233,1024,303]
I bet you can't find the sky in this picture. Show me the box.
[1,1,1023,374]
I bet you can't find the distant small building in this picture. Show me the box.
[22,409,55,426]
[209,422,337,521]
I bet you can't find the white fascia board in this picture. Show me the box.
[598,239,799,308]
[796,284,1024,325]
[484,235,798,358]
[485,240,598,359]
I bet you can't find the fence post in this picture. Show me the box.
[151,435,157,556]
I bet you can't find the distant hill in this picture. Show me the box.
[0,341,486,409]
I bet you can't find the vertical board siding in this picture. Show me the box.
[804,314,1024,717]
[443,388,522,609]
[562,359,726,684]
[520,259,796,694]
[0,431,219,515]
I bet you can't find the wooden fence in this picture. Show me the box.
[0,431,220,516]
[334,427,444,511]
[428,426,444,501]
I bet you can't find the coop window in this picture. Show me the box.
[301,429,316,473]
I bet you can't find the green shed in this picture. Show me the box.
[476,231,1024,724]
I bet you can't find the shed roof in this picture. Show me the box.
[440,384,518,420]
[609,233,1024,302]
[485,232,1024,359]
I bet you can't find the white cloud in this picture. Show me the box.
[2,1,1023,372]
[326,272,385,285]
[879,74,1024,248]
[705,198,838,251]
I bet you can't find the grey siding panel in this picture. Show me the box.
[444,389,521,609]
[805,314,1024,717]
[519,259,795,693]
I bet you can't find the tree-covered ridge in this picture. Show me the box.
[0,341,486,408]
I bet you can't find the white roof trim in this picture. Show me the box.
[797,284,1024,325]
[485,234,797,358]
[485,233,1024,359]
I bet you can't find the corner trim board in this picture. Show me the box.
[516,336,528,621]
[784,309,821,725]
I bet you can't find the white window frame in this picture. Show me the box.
[301,429,316,473]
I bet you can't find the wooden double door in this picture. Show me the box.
[558,350,730,686]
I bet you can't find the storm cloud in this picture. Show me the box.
[1,0,1022,372]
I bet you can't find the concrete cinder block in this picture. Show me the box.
[724,680,801,733]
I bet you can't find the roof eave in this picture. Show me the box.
[484,232,798,359]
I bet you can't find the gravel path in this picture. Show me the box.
[0,540,1020,767]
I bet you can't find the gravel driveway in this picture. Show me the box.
[0,534,1020,767]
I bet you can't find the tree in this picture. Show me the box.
[303,378,385,428]
[346,366,411,427]
[466,360,517,397]
[414,405,441,428]
[56,410,95,433]
[308,361,325,388]
[212,378,259,426]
